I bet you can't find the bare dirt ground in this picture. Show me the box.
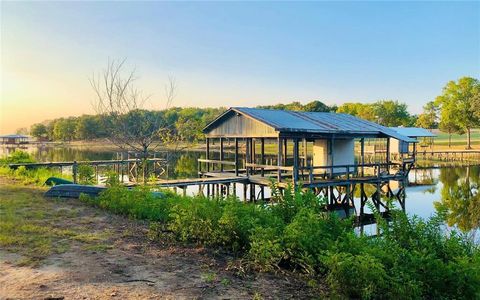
[0,178,318,300]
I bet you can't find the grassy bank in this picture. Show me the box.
[0,181,112,266]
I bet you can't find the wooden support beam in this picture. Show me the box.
[243,183,247,201]
[386,138,390,173]
[303,138,308,167]
[220,137,224,172]
[293,138,299,186]
[246,138,251,176]
[261,138,265,177]
[206,138,210,172]
[235,138,239,176]
[360,138,365,177]
[277,137,283,182]
[72,161,78,184]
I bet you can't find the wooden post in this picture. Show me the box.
[277,137,283,182]
[360,138,365,177]
[73,161,78,184]
[251,138,255,175]
[329,138,334,179]
[283,138,288,165]
[303,138,308,167]
[293,138,299,187]
[243,183,247,201]
[260,138,265,199]
[234,138,239,176]
[206,138,210,172]
[386,138,390,173]
[220,137,224,172]
[246,138,251,176]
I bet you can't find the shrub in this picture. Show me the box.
[325,252,388,299]
[78,164,95,185]
[283,208,350,273]
[248,226,284,271]
[214,199,282,253]
[168,196,224,245]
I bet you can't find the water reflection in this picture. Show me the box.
[434,166,480,232]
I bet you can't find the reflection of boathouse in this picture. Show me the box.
[198,107,418,219]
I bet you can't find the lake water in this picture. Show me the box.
[2,145,479,239]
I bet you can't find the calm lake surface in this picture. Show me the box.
[2,145,479,239]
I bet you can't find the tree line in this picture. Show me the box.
[29,107,225,143]
[27,76,479,147]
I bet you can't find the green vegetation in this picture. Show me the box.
[80,184,480,299]
[337,100,416,127]
[434,77,480,148]
[29,107,225,143]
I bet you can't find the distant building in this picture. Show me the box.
[388,127,436,155]
[0,134,30,145]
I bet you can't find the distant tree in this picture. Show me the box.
[15,127,28,135]
[45,121,55,141]
[435,77,480,149]
[415,101,438,129]
[336,102,376,122]
[303,100,332,112]
[90,59,176,183]
[258,100,334,112]
[373,100,412,127]
[53,117,77,141]
[438,98,464,148]
[75,115,102,140]
[30,123,48,139]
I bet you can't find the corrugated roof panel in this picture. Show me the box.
[204,107,416,142]
[389,127,436,138]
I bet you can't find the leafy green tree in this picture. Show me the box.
[303,100,332,112]
[435,77,480,149]
[415,101,438,129]
[53,117,77,141]
[258,100,334,112]
[373,100,412,127]
[75,115,102,140]
[30,123,48,139]
[15,127,28,135]
[438,100,464,148]
[336,103,376,122]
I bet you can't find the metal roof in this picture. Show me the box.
[204,107,416,142]
[389,127,436,138]
[0,134,29,139]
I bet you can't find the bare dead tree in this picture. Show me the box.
[90,58,177,183]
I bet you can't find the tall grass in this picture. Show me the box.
[80,184,480,299]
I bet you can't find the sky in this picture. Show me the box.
[1,1,479,134]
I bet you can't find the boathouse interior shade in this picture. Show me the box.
[203,107,416,142]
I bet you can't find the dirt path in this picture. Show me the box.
[0,178,316,299]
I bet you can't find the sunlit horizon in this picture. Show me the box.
[1,1,479,134]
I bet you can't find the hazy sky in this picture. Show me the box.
[1,1,479,134]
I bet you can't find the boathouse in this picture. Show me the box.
[199,107,416,216]
[0,134,29,145]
